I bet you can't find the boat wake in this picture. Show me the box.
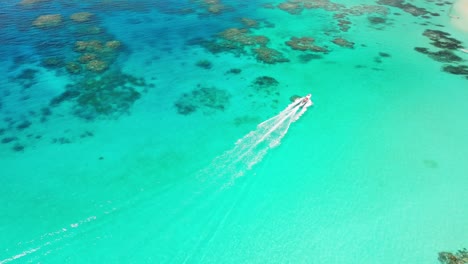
[200,94,313,186]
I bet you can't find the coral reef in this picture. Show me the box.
[298,53,323,63]
[19,0,49,6]
[415,29,468,79]
[226,68,242,74]
[253,76,279,88]
[50,71,149,119]
[285,37,328,52]
[74,40,104,53]
[12,68,38,89]
[12,144,25,152]
[105,40,122,50]
[194,0,228,14]
[200,26,287,63]
[65,62,82,74]
[414,48,462,63]
[219,28,269,46]
[423,29,463,50]
[78,53,98,63]
[442,65,468,76]
[74,25,103,36]
[274,0,389,33]
[41,57,65,68]
[240,18,259,28]
[377,0,429,16]
[379,52,391,57]
[253,47,290,64]
[16,121,32,130]
[86,60,108,73]
[438,248,468,264]
[72,39,122,73]
[70,12,94,23]
[332,37,355,48]
[32,14,63,28]
[251,76,280,96]
[278,2,303,15]
[1,137,17,144]
[174,87,230,115]
[196,60,213,69]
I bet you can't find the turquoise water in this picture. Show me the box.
[1,0,467,263]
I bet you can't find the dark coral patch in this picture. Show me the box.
[442,65,468,75]
[285,37,328,52]
[379,52,391,57]
[422,29,463,50]
[196,60,213,69]
[253,76,279,88]
[332,37,355,48]
[253,47,290,64]
[1,137,17,144]
[298,53,323,63]
[50,71,149,120]
[226,68,242,74]
[12,68,38,89]
[368,16,386,24]
[41,57,65,69]
[278,2,303,15]
[377,0,429,16]
[414,47,462,63]
[16,121,32,130]
[250,76,280,96]
[12,143,25,152]
[174,87,230,115]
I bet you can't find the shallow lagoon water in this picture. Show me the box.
[1,0,467,263]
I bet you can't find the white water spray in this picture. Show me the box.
[201,95,313,185]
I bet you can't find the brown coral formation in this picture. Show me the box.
[274,0,389,33]
[32,14,63,28]
[377,0,429,16]
[78,53,98,63]
[72,39,122,73]
[332,37,354,48]
[240,18,259,28]
[86,60,108,73]
[277,0,345,15]
[74,40,104,53]
[285,37,327,52]
[253,47,290,64]
[105,40,122,50]
[219,28,269,46]
[70,12,94,23]
[438,248,468,264]
[20,0,49,6]
[278,2,303,15]
[66,62,82,74]
[195,0,228,14]
[75,26,103,36]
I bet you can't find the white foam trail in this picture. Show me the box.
[0,215,100,264]
[200,97,312,185]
